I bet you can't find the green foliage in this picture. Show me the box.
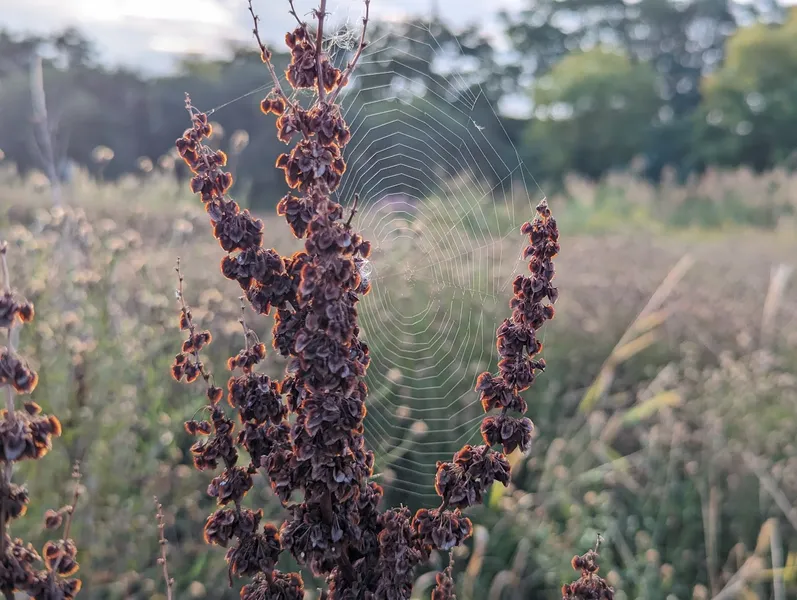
[2,2,797,201]
[523,50,659,181]
[0,20,513,212]
[504,0,749,105]
[503,0,765,178]
[696,8,797,170]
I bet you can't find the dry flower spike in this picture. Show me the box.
[0,241,80,599]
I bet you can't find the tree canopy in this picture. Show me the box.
[1,5,796,204]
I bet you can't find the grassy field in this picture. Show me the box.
[1,165,797,599]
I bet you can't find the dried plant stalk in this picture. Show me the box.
[0,241,81,599]
[154,497,174,600]
[170,2,578,598]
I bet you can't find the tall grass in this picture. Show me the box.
[0,163,796,597]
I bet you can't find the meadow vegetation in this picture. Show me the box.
[2,0,797,594]
[1,159,796,598]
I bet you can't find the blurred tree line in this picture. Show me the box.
[1,1,796,207]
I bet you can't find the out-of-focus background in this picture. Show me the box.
[2,0,797,598]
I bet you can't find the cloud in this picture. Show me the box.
[0,0,521,73]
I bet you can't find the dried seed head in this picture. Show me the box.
[42,538,80,576]
[0,348,39,394]
[431,562,457,600]
[562,547,614,600]
[207,385,224,405]
[0,408,62,461]
[44,509,63,530]
[0,290,35,329]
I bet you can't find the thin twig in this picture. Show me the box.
[239,297,254,351]
[247,0,295,107]
[62,462,82,541]
[48,462,82,589]
[345,193,360,227]
[1,243,16,419]
[246,0,310,139]
[175,258,214,390]
[0,241,10,292]
[315,0,328,102]
[29,55,62,205]
[154,497,174,600]
[327,0,371,105]
[1,242,15,560]
[288,0,308,31]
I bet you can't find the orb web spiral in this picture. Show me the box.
[323,18,547,504]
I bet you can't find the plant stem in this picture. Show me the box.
[48,463,82,590]
[287,0,306,29]
[327,0,371,105]
[154,497,174,600]
[315,0,328,102]
[345,194,360,227]
[1,249,16,415]
[1,243,16,559]
[246,0,310,139]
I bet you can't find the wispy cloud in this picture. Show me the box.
[0,0,522,73]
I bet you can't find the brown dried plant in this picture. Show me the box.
[154,497,174,600]
[170,1,584,598]
[0,241,82,599]
[562,537,614,600]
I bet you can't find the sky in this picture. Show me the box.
[0,0,524,73]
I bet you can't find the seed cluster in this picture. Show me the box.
[284,27,342,92]
[562,549,614,600]
[0,291,36,396]
[171,262,300,594]
[430,561,456,600]
[0,243,82,599]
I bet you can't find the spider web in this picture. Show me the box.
[331,19,547,504]
[207,5,548,504]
